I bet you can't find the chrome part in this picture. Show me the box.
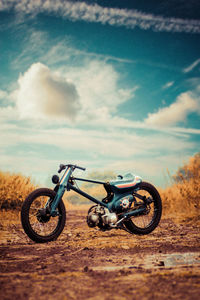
[88,212,99,225]
[87,206,100,228]
[115,216,127,225]
[102,209,118,227]
[95,205,105,214]
[87,205,118,229]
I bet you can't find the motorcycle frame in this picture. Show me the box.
[50,166,145,217]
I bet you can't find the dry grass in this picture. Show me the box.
[0,171,76,212]
[160,153,200,223]
[0,171,36,210]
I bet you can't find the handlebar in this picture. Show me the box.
[75,165,86,171]
[58,163,86,173]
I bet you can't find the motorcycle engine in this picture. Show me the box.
[87,205,118,229]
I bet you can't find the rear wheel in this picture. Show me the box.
[123,182,162,235]
[21,188,66,243]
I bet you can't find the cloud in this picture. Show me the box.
[8,58,200,136]
[8,59,200,135]
[0,89,8,100]
[11,31,136,73]
[0,121,195,164]
[0,119,196,187]
[1,0,200,33]
[0,106,18,122]
[12,60,135,123]
[12,30,48,70]
[44,42,135,66]
[145,92,199,126]
[162,81,174,89]
[0,89,11,107]
[62,60,135,120]
[15,62,80,120]
[183,58,200,73]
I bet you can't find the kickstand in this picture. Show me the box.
[117,223,133,234]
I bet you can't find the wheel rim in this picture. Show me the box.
[129,188,157,229]
[28,194,61,237]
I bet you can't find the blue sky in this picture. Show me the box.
[0,0,200,187]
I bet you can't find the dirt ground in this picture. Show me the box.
[0,209,200,300]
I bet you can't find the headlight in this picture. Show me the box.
[52,175,59,184]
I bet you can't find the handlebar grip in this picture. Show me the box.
[76,165,86,171]
[58,164,66,173]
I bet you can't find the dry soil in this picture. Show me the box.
[0,209,200,300]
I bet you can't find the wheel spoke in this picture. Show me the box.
[128,188,157,229]
[21,188,66,243]
[28,195,60,236]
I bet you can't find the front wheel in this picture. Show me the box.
[21,188,66,243]
[123,182,162,235]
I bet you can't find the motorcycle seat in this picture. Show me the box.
[110,173,141,190]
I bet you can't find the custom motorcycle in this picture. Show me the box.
[21,163,162,243]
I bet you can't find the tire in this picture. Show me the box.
[21,188,66,243]
[123,182,162,235]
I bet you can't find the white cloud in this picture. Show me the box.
[170,126,200,135]
[12,30,48,70]
[15,62,80,120]
[0,89,11,106]
[43,41,135,66]
[162,81,174,89]
[0,121,195,165]
[13,60,135,123]
[61,60,135,122]
[0,120,196,186]
[6,59,200,135]
[11,30,136,72]
[0,105,18,121]
[0,89,8,99]
[145,92,199,126]
[183,58,200,73]
[1,0,200,33]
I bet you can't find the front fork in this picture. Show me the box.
[50,186,65,216]
[50,167,72,216]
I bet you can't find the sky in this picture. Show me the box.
[0,0,200,188]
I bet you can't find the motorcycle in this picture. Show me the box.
[21,163,162,243]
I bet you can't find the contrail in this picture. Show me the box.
[1,0,200,33]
